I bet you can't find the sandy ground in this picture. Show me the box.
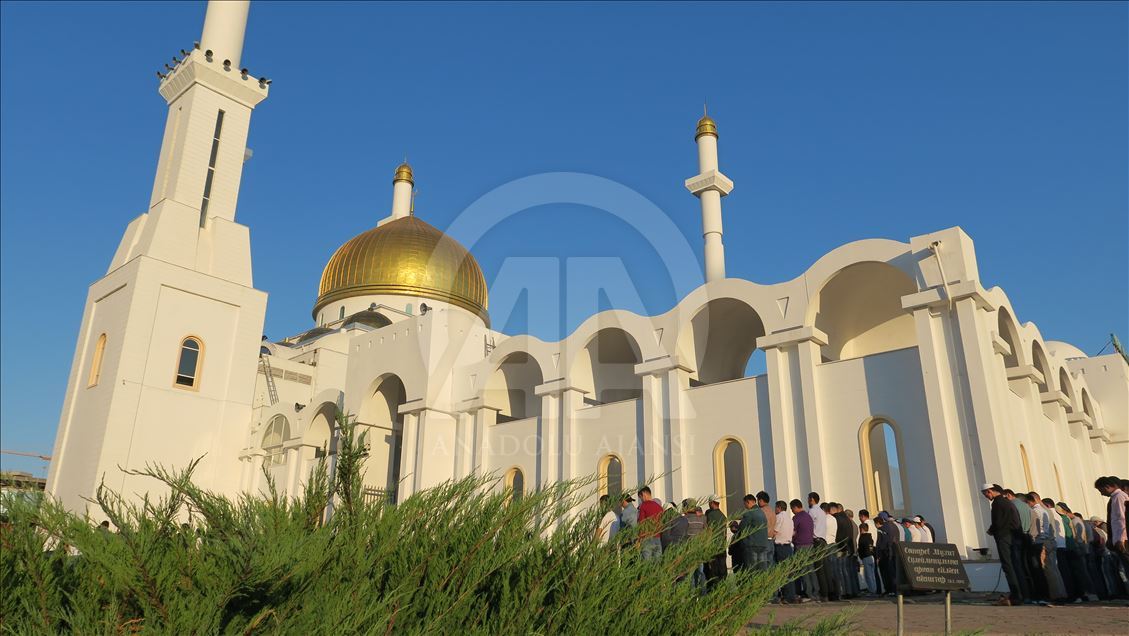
[748,593,1129,634]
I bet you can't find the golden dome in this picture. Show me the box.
[315,216,489,323]
[393,162,414,184]
[695,114,718,140]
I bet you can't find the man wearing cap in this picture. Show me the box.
[704,496,728,587]
[875,512,898,595]
[982,483,1028,606]
[620,494,638,532]
[913,516,933,543]
[900,518,918,542]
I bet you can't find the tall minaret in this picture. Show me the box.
[390,162,414,220]
[684,110,733,283]
[47,0,270,516]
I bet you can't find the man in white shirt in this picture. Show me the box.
[807,491,835,601]
[773,500,799,603]
[596,495,619,546]
[913,516,933,542]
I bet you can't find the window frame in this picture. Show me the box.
[262,414,291,466]
[858,416,911,517]
[712,437,748,519]
[173,336,205,391]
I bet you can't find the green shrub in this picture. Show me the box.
[1,419,825,634]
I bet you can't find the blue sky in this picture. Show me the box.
[2,1,1126,477]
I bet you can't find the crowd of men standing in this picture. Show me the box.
[594,476,1129,606]
[596,486,943,602]
[981,476,1129,606]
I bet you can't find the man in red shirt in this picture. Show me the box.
[637,486,664,560]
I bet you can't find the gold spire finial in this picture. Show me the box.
[696,105,717,140]
[393,161,414,185]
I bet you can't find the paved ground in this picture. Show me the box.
[748,594,1129,634]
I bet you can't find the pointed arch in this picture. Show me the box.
[357,374,408,501]
[505,466,525,504]
[1030,342,1051,393]
[569,327,643,405]
[859,417,911,517]
[807,262,918,362]
[598,454,624,498]
[485,351,544,422]
[676,297,766,385]
[713,437,748,518]
[996,308,1022,369]
[1058,369,1075,412]
[262,414,291,466]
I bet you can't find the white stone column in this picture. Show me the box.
[904,297,982,555]
[283,440,302,498]
[634,356,693,505]
[757,327,829,498]
[531,380,589,488]
[534,386,562,486]
[397,411,420,499]
[947,285,1010,491]
[455,401,499,480]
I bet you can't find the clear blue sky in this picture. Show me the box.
[2,1,1126,477]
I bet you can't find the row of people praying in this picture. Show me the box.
[981,476,1129,606]
[594,487,940,602]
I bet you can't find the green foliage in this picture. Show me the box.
[1,418,829,634]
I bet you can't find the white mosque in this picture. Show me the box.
[46,1,1126,586]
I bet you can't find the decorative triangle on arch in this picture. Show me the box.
[653,328,664,344]
[551,353,560,369]
[776,297,790,319]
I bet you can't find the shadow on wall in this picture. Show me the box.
[860,348,946,542]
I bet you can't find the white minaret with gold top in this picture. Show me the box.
[47,0,270,516]
[684,111,733,282]
[379,162,414,226]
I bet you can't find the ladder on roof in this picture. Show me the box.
[260,354,279,406]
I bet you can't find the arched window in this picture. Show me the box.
[506,467,525,504]
[174,337,204,389]
[598,455,624,498]
[262,414,291,465]
[860,418,909,517]
[1019,444,1033,491]
[714,438,747,518]
[996,308,1021,369]
[1081,390,1095,421]
[259,345,271,356]
[1058,369,1074,412]
[88,333,107,387]
[339,306,346,320]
